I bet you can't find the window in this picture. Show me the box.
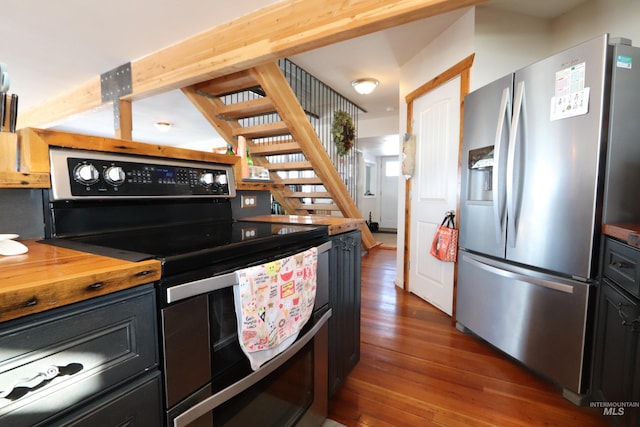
[364,163,376,196]
[385,160,399,177]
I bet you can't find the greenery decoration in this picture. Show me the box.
[331,110,356,156]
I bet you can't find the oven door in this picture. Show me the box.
[172,309,330,427]
[163,241,331,427]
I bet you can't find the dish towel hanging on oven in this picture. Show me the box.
[234,247,318,370]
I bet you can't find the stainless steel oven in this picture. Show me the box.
[166,243,330,427]
[42,147,331,427]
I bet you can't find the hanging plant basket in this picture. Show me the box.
[331,110,355,156]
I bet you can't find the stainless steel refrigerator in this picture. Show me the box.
[456,34,640,403]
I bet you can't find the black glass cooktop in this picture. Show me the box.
[42,220,328,276]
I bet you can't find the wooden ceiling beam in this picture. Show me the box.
[19,0,483,129]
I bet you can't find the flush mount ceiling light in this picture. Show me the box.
[154,121,172,132]
[351,78,379,95]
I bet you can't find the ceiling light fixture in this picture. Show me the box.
[154,121,172,132]
[351,78,379,95]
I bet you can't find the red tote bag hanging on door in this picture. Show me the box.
[430,212,458,262]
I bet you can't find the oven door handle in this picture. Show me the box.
[173,308,332,427]
[166,241,332,303]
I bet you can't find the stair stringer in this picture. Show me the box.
[250,63,376,249]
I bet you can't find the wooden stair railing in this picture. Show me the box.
[181,62,376,249]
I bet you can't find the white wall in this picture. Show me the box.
[472,7,551,90]
[358,115,398,139]
[472,0,640,93]
[396,8,475,288]
[551,0,640,51]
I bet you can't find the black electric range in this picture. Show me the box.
[42,147,328,293]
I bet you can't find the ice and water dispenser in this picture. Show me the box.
[467,145,494,202]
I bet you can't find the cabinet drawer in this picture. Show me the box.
[0,284,158,426]
[53,371,162,426]
[604,238,640,298]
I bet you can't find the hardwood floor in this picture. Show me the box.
[328,248,608,426]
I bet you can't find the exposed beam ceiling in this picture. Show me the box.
[4,0,589,157]
[17,0,484,131]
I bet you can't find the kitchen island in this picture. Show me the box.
[0,215,363,423]
[0,216,362,324]
[0,216,363,326]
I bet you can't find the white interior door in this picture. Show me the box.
[378,156,399,229]
[408,77,460,316]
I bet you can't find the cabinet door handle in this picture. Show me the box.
[0,363,83,401]
[617,302,640,332]
[0,366,59,399]
[612,261,633,269]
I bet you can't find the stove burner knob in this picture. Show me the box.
[74,163,99,185]
[200,172,215,187]
[215,174,228,186]
[104,166,126,185]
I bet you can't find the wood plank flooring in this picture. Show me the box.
[328,247,608,426]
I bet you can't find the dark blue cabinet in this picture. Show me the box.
[328,230,361,398]
[0,285,161,426]
[592,237,640,426]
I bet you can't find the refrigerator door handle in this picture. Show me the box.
[506,81,525,248]
[492,87,511,245]
[462,254,574,294]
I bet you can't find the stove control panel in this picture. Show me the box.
[49,148,236,200]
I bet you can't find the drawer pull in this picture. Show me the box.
[0,363,83,401]
[87,282,104,290]
[617,302,640,332]
[0,366,59,399]
[612,261,633,269]
[23,298,38,308]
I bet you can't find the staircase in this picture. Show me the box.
[182,61,376,249]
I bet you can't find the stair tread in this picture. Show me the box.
[280,177,324,185]
[287,192,332,198]
[265,161,312,171]
[195,70,261,96]
[233,122,290,139]
[299,203,340,210]
[251,141,302,155]
[216,97,276,120]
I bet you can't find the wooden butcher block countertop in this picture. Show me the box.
[0,240,161,323]
[243,215,365,235]
[603,223,640,249]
